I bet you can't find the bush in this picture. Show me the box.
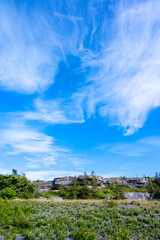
[114,228,130,240]
[40,190,61,198]
[123,187,147,192]
[0,171,38,199]
[60,174,102,199]
[113,182,126,200]
[0,187,17,199]
[147,177,160,199]
[12,219,33,229]
[106,200,118,208]
[73,228,97,240]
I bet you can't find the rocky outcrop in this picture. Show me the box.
[37,181,53,193]
[124,192,150,200]
[105,177,148,189]
[52,176,149,189]
[53,176,75,189]
[53,175,109,189]
[78,175,106,186]
[36,176,149,192]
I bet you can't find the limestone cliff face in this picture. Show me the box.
[37,181,53,193]
[53,176,75,189]
[105,177,148,189]
[53,176,148,189]
[37,176,149,192]
[124,192,150,200]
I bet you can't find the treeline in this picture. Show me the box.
[147,172,160,199]
[59,171,160,200]
[0,169,38,199]
[59,172,126,200]
[0,170,160,200]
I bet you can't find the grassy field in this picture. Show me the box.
[0,199,160,240]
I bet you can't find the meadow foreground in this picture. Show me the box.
[0,199,160,240]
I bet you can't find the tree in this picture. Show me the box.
[12,169,17,176]
[91,171,95,176]
[91,171,99,199]
[67,176,79,199]
[82,172,90,198]
[148,176,160,199]
[113,182,126,199]
[147,177,154,198]
[60,182,64,192]
[79,171,100,199]
[155,172,160,178]
[72,176,78,199]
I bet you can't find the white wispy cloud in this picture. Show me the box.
[0,125,55,154]
[25,170,83,180]
[25,152,84,169]
[0,119,67,164]
[25,155,57,169]
[0,0,160,135]
[25,170,137,180]
[0,168,11,175]
[0,117,85,169]
[0,2,58,93]
[82,0,160,135]
[23,98,84,124]
[98,136,160,157]
[0,1,86,94]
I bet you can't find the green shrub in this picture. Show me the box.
[123,187,147,192]
[12,219,33,229]
[40,190,61,198]
[114,228,130,240]
[0,172,38,199]
[59,172,128,200]
[147,177,160,199]
[0,187,17,199]
[0,200,160,239]
[73,228,97,240]
[60,174,102,199]
[113,182,126,200]
[104,200,118,208]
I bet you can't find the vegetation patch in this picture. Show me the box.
[40,190,61,198]
[0,199,160,239]
[0,170,38,199]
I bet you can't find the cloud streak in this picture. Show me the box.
[0,116,86,169]
[23,98,84,124]
[98,136,160,157]
[0,168,11,175]
[0,120,71,166]
[0,0,160,134]
[0,0,87,93]
[25,170,83,180]
[0,125,55,154]
[0,2,58,93]
[82,0,160,135]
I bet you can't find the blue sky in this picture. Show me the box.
[0,0,160,180]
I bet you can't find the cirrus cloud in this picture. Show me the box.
[0,0,160,135]
[83,0,160,135]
